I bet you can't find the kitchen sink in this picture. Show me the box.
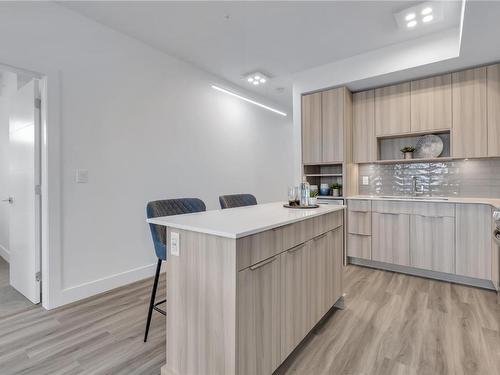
[378,196,449,201]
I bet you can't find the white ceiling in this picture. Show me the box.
[62,1,463,109]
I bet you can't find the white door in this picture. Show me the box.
[8,80,41,304]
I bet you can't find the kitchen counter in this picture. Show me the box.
[153,202,345,375]
[347,195,500,209]
[147,201,345,238]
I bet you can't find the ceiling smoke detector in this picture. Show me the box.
[245,72,269,86]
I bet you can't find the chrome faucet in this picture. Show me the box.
[412,176,424,196]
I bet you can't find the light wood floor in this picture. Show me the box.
[0,257,36,319]
[282,265,500,375]
[0,270,166,375]
[1,265,499,375]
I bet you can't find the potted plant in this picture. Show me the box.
[330,183,341,197]
[400,146,416,159]
[309,189,319,206]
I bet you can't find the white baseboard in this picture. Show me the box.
[0,244,9,263]
[59,261,164,307]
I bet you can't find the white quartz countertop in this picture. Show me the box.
[347,195,500,209]
[147,202,345,239]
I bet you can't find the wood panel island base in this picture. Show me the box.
[148,202,345,375]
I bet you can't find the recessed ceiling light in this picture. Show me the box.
[244,71,269,86]
[422,14,433,23]
[405,13,416,21]
[421,7,433,15]
[407,20,417,28]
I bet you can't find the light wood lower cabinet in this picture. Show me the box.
[309,234,329,327]
[372,212,410,266]
[280,242,310,359]
[455,204,492,280]
[329,228,344,305]
[308,228,344,328]
[237,255,281,374]
[347,233,371,259]
[410,215,455,274]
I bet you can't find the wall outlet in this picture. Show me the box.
[170,231,180,256]
[362,176,369,185]
[75,169,89,183]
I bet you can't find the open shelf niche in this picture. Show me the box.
[303,163,344,197]
[377,130,451,163]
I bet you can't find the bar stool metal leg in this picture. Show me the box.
[144,258,163,342]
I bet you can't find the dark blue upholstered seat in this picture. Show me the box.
[146,198,206,260]
[219,194,257,209]
[144,197,206,343]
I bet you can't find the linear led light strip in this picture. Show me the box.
[211,85,287,117]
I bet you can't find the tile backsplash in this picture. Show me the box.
[358,159,500,198]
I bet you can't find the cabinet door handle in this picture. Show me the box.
[313,233,327,241]
[250,256,277,270]
[287,243,305,254]
[413,213,447,218]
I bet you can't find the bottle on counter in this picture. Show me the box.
[300,176,310,207]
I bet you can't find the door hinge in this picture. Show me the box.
[35,272,41,282]
[35,185,41,195]
[35,98,41,109]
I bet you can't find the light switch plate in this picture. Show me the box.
[170,231,180,256]
[362,176,369,185]
[76,169,89,183]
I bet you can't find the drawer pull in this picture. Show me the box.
[313,233,327,241]
[250,256,277,270]
[413,214,448,218]
[349,210,370,213]
[287,243,305,254]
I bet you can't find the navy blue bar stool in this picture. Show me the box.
[219,194,257,209]
[144,198,206,342]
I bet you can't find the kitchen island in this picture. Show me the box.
[148,202,345,375]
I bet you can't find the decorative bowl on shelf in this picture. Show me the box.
[414,135,444,159]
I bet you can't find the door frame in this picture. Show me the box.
[0,61,61,309]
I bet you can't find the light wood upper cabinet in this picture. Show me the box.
[372,211,410,266]
[280,242,310,359]
[487,64,500,157]
[455,204,492,280]
[353,90,376,163]
[375,82,411,136]
[301,92,322,164]
[322,88,344,162]
[452,67,488,158]
[411,74,452,132]
[237,255,281,374]
[410,214,455,274]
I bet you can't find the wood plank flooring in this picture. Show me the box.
[1,265,499,374]
[0,270,166,375]
[282,265,500,375]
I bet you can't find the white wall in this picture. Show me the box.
[0,2,293,307]
[0,96,9,261]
